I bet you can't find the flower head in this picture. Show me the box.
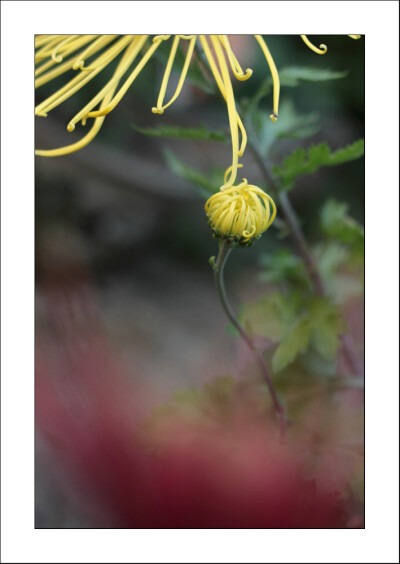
[205,168,276,246]
[35,34,361,191]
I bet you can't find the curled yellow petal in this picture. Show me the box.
[211,35,240,189]
[300,35,328,55]
[35,38,136,156]
[51,35,80,63]
[223,164,243,186]
[151,36,197,114]
[200,35,249,188]
[254,35,280,122]
[67,37,145,131]
[152,35,181,114]
[72,35,118,71]
[153,35,171,42]
[218,35,253,81]
[205,180,276,245]
[35,91,115,157]
[199,35,247,158]
[35,35,133,114]
[86,36,164,119]
[35,35,99,79]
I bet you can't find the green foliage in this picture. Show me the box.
[273,140,364,190]
[256,245,350,366]
[143,375,273,430]
[249,66,348,108]
[299,349,337,378]
[241,292,344,374]
[131,123,227,142]
[308,298,345,359]
[240,293,287,341]
[163,148,223,198]
[137,46,364,390]
[166,377,246,420]
[244,66,348,157]
[312,200,364,303]
[321,199,364,250]
[277,66,348,87]
[314,241,364,304]
[273,298,344,373]
[273,318,312,373]
[259,248,310,288]
[245,99,320,157]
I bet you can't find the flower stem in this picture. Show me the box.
[247,140,364,379]
[278,191,326,297]
[211,240,286,435]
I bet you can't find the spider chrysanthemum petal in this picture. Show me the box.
[205,178,276,246]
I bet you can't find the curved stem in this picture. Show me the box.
[211,240,286,434]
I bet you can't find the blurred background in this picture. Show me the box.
[35,35,364,528]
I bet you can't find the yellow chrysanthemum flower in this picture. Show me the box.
[205,166,277,246]
[34,34,280,188]
[35,34,360,193]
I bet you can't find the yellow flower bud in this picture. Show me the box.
[205,179,276,246]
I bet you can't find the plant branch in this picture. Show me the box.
[278,190,326,296]
[210,240,286,435]
[247,139,364,379]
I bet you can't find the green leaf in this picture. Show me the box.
[321,199,364,248]
[328,140,365,165]
[332,273,364,304]
[240,286,348,374]
[245,99,320,157]
[275,101,320,142]
[241,293,285,341]
[314,242,363,303]
[226,322,239,337]
[248,66,346,110]
[145,375,242,428]
[241,291,308,342]
[272,318,312,373]
[259,248,310,288]
[308,297,345,359]
[242,289,346,374]
[277,66,348,87]
[315,242,348,280]
[131,123,227,141]
[299,348,337,378]
[273,139,364,189]
[318,200,364,297]
[272,297,343,374]
[163,148,221,197]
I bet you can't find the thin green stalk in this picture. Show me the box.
[211,240,286,434]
